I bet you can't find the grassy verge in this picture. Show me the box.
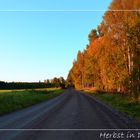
[0,88,64,115]
[0,88,60,93]
[84,90,140,122]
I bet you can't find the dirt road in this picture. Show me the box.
[0,89,139,140]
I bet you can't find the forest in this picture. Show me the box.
[67,0,140,102]
[0,77,66,89]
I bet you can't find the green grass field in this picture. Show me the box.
[85,91,140,122]
[0,88,64,115]
[0,88,60,93]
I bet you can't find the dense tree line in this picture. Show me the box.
[0,77,66,89]
[67,0,140,101]
[44,77,66,89]
[0,81,51,89]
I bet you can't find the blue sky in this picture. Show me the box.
[0,0,112,82]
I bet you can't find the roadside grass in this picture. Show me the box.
[0,87,60,93]
[0,88,64,115]
[84,91,140,122]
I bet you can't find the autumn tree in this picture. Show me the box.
[67,0,140,102]
[100,0,140,99]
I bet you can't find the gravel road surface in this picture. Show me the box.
[0,89,139,140]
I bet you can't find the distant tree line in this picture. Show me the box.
[44,77,66,89]
[0,81,51,89]
[0,77,66,89]
[67,0,140,102]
